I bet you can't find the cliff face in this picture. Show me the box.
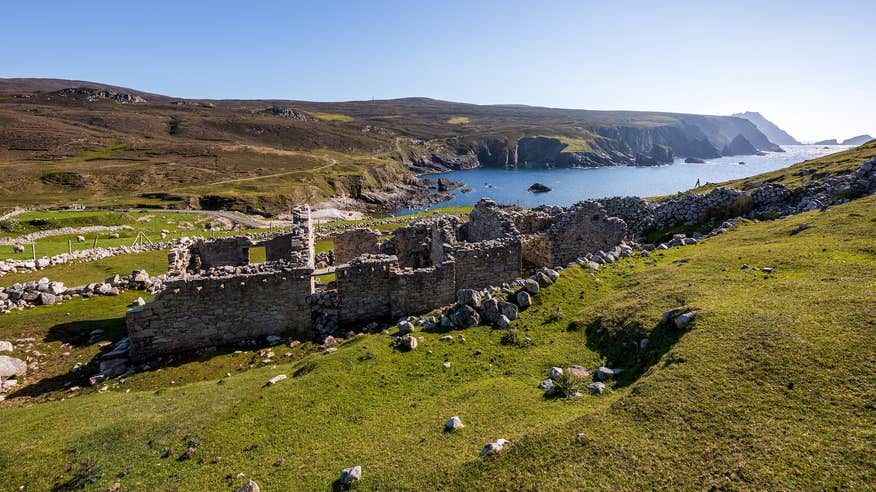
[733,111,801,145]
[721,134,759,156]
[410,114,781,171]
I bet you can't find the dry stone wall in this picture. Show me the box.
[127,266,314,361]
[546,201,628,266]
[450,239,522,290]
[333,229,381,264]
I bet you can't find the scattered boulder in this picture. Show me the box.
[236,480,261,492]
[596,367,621,381]
[445,416,464,432]
[267,374,287,385]
[533,271,552,288]
[456,289,482,309]
[339,465,362,486]
[496,315,511,329]
[548,367,564,380]
[481,298,500,324]
[498,301,518,321]
[566,366,593,379]
[397,320,414,335]
[523,279,540,295]
[479,438,510,457]
[515,291,532,309]
[0,356,27,378]
[0,341,12,353]
[674,311,697,330]
[399,335,418,351]
[528,183,552,193]
[587,382,606,394]
[449,304,480,328]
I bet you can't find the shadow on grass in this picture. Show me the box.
[578,312,692,389]
[44,316,126,347]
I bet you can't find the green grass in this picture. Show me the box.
[1,193,873,490]
[1,250,168,287]
[58,143,128,163]
[308,112,354,123]
[696,139,876,193]
[1,210,264,261]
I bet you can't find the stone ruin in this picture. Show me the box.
[125,200,631,361]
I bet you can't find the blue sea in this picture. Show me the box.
[398,145,850,213]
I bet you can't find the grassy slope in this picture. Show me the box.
[700,139,876,191]
[1,194,873,490]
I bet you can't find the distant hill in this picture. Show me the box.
[732,111,800,145]
[815,139,839,145]
[0,77,782,213]
[841,134,873,146]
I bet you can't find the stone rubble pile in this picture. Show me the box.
[0,342,27,400]
[0,240,175,277]
[598,158,876,237]
[0,270,163,313]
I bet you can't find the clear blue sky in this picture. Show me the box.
[2,0,873,141]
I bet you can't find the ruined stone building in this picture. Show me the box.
[126,200,628,361]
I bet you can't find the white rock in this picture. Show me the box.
[445,416,464,431]
[267,374,287,385]
[339,465,362,485]
[479,438,509,457]
[236,480,260,492]
[0,341,13,353]
[588,382,606,394]
[0,356,27,378]
[548,367,564,380]
[596,367,621,381]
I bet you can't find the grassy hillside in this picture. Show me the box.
[1,192,873,490]
[0,79,782,213]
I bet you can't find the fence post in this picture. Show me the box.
[68,239,72,254]
[31,243,36,261]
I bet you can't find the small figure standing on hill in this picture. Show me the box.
[695,178,701,187]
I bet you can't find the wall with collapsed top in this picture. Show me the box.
[127,268,314,361]
[547,202,627,266]
[333,229,381,264]
[335,255,458,325]
[451,239,522,290]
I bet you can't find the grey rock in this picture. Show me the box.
[456,289,482,309]
[675,311,697,329]
[548,367,564,380]
[0,356,27,378]
[445,416,464,431]
[516,291,532,309]
[496,315,511,329]
[479,438,509,457]
[523,278,540,295]
[339,465,362,485]
[0,341,12,353]
[498,301,518,320]
[236,480,261,492]
[588,382,606,394]
[596,367,621,381]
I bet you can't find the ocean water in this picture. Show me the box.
[398,145,850,213]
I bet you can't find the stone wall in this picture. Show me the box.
[547,201,628,266]
[333,229,381,264]
[521,233,552,268]
[381,216,461,268]
[390,261,456,319]
[336,255,394,326]
[451,239,522,290]
[461,199,517,242]
[127,266,315,361]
